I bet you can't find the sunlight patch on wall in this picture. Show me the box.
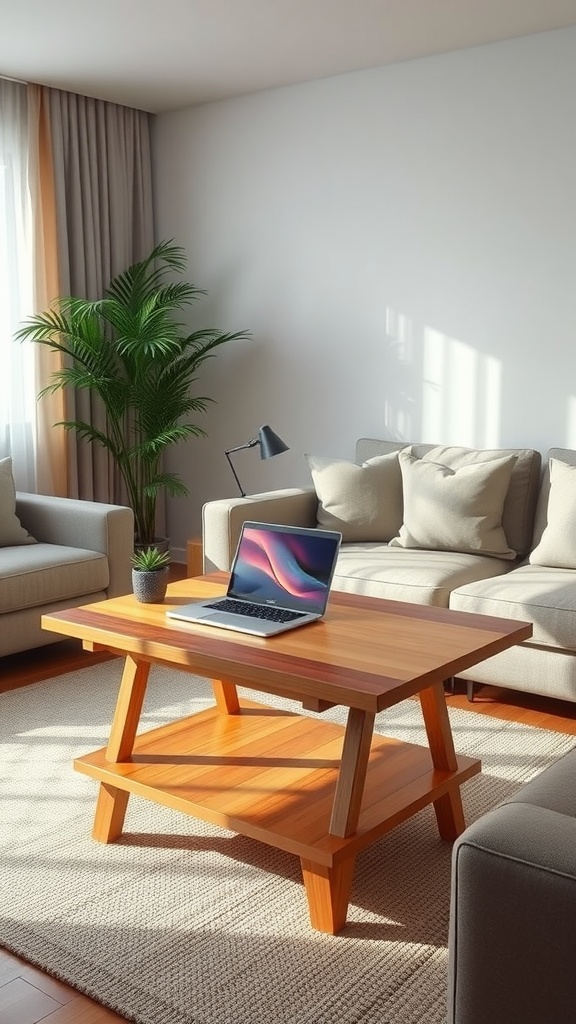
[382,307,503,446]
[422,328,502,446]
[383,306,416,439]
[566,396,576,448]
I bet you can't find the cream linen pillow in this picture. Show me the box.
[0,457,37,546]
[390,449,517,558]
[530,458,576,568]
[422,443,537,558]
[305,451,403,542]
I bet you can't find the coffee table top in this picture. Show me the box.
[42,572,532,713]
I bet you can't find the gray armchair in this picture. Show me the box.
[0,493,134,657]
[447,746,576,1024]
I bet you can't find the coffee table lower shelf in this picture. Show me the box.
[74,699,480,933]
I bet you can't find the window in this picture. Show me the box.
[0,80,37,490]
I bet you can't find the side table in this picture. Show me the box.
[186,535,203,577]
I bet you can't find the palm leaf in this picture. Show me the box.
[15,239,250,544]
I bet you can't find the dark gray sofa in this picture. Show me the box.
[447,746,576,1024]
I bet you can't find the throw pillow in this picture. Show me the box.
[0,457,37,546]
[305,451,403,542]
[530,458,576,568]
[389,449,517,558]
[422,443,538,558]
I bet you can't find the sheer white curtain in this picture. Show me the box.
[0,79,38,491]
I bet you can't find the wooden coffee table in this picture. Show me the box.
[42,574,531,934]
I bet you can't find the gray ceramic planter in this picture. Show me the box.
[132,566,170,603]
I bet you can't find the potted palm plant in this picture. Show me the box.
[131,545,171,603]
[16,240,249,547]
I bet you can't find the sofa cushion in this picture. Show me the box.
[356,440,541,558]
[530,458,576,569]
[530,447,576,551]
[305,452,403,542]
[504,746,576,815]
[0,457,36,547]
[333,543,513,607]
[450,564,576,652]
[389,450,517,559]
[422,444,541,558]
[0,543,109,614]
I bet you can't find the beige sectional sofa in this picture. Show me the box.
[1,457,134,658]
[451,447,576,703]
[202,438,576,705]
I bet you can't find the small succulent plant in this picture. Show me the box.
[131,546,171,572]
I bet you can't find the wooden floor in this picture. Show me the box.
[2,567,576,1022]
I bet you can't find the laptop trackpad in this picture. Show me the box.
[204,611,256,624]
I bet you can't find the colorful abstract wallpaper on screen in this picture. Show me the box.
[230,527,336,610]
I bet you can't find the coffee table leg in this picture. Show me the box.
[106,655,151,762]
[329,707,375,838]
[431,789,466,840]
[300,856,356,934]
[211,679,240,713]
[419,680,465,840]
[92,783,130,842]
[90,655,151,843]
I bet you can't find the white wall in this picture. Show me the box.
[152,26,576,559]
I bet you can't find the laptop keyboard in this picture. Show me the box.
[205,598,305,623]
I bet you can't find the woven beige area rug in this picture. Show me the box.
[1,662,574,1024]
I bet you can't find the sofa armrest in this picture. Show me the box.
[15,492,134,597]
[202,488,318,571]
[447,802,576,1024]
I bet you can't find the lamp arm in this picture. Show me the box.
[225,447,252,497]
[224,437,259,455]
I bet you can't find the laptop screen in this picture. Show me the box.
[228,523,341,614]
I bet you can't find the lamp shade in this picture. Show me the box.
[224,424,289,496]
[258,425,289,460]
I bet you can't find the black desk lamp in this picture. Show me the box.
[225,424,289,497]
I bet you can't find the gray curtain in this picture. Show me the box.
[44,86,154,505]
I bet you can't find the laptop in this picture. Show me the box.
[166,521,342,637]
